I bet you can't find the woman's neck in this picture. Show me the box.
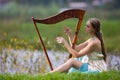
[89,33,96,38]
[89,33,96,41]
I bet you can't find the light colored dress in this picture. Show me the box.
[68,51,107,73]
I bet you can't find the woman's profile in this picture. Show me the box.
[50,18,107,73]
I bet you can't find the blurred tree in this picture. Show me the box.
[13,0,52,6]
[112,0,120,9]
[105,0,120,10]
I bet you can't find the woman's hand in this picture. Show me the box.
[56,37,66,45]
[63,27,72,36]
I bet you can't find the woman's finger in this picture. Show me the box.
[56,37,63,43]
[63,27,71,35]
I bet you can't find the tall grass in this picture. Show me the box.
[0,19,120,52]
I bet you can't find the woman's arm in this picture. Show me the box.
[63,27,88,51]
[64,41,95,58]
[75,40,89,51]
[63,27,73,46]
[56,37,95,58]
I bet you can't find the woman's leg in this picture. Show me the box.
[50,58,83,73]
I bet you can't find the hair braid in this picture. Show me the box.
[96,31,107,61]
[89,18,107,61]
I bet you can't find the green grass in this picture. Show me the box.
[0,70,120,80]
[0,19,120,52]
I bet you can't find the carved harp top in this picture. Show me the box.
[32,9,85,24]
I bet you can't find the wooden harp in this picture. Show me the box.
[32,9,85,71]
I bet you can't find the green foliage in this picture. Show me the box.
[104,0,120,10]
[0,2,120,20]
[0,19,120,52]
[0,70,120,80]
[84,10,120,20]
[0,2,59,20]
[0,2,120,52]
[14,0,52,6]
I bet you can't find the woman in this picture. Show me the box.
[50,18,107,73]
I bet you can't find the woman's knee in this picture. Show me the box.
[68,58,75,63]
[68,58,82,68]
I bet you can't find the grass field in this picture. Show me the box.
[0,19,120,52]
[0,70,120,80]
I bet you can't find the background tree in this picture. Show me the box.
[13,0,52,6]
[105,0,120,10]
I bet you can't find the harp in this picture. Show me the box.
[32,9,85,71]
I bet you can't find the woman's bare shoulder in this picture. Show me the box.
[88,38,101,47]
[94,38,101,44]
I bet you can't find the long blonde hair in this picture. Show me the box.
[88,18,107,61]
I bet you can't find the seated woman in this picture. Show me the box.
[50,18,107,73]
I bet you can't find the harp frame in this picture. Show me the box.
[32,9,85,71]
